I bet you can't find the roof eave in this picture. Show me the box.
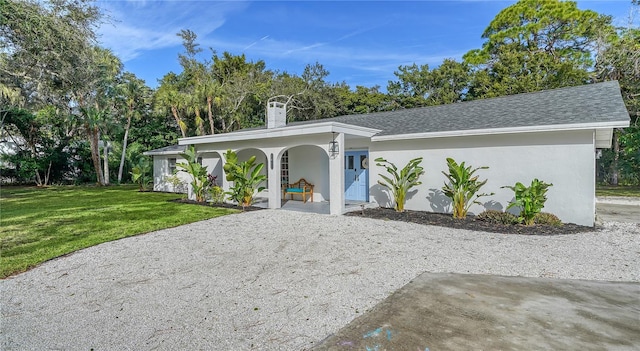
[178,122,381,145]
[143,150,183,156]
[371,121,630,142]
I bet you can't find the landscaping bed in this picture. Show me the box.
[169,198,264,211]
[346,207,593,235]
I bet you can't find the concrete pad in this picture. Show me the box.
[314,273,640,351]
[596,202,640,223]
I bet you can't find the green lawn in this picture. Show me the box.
[596,185,640,198]
[0,185,238,278]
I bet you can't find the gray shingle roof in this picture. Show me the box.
[164,81,630,152]
[291,80,630,136]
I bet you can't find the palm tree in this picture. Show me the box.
[80,106,107,185]
[116,72,149,183]
[156,73,188,138]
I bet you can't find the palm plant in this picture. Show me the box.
[441,157,493,219]
[503,179,553,225]
[375,157,425,212]
[176,145,209,202]
[130,157,152,191]
[223,149,267,210]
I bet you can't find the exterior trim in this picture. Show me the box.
[178,122,381,145]
[371,121,630,142]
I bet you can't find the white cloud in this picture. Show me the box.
[96,0,249,61]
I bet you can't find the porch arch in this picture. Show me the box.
[280,144,330,202]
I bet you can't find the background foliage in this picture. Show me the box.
[1,0,638,186]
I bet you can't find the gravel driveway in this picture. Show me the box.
[2,210,639,350]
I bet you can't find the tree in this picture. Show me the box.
[211,52,271,131]
[1,108,75,185]
[177,29,207,136]
[116,72,150,183]
[0,0,102,107]
[594,4,640,185]
[1,0,125,185]
[336,84,392,115]
[463,0,613,98]
[155,72,188,138]
[388,59,471,107]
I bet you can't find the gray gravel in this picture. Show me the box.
[2,210,639,350]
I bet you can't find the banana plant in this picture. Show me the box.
[130,157,152,191]
[441,157,493,219]
[375,157,425,212]
[176,145,209,202]
[503,178,553,225]
[223,149,267,210]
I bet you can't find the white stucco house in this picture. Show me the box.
[144,81,630,226]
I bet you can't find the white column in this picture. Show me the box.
[266,148,282,209]
[329,132,345,215]
[218,150,231,204]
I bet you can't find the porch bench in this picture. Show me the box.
[283,178,314,203]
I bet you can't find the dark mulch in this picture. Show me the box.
[168,198,264,212]
[345,207,594,235]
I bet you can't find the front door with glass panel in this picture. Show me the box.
[344,151,369,201]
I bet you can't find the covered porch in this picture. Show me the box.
[178,121,380,215]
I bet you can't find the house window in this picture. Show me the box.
[281,150,289,187]
[168,158,176,174]
[346,155,354,170]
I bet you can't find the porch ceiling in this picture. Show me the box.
[178,122,380,146]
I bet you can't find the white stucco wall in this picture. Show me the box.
[369,130,596,226]
[152,155,189,193]
[152,152,223,195]
[288,145,329,202]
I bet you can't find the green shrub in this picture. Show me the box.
[375,157,425,212]
[476,210,519,225]
[503,179,553,225]
[442,158,493,219]
[534,212,563,226]
[210,185,224,204]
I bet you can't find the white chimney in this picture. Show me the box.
[267,101,286,128]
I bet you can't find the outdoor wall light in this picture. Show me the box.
[329,133,339,156]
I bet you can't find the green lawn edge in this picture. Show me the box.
[0,185,239,278]
[596,185,640,198]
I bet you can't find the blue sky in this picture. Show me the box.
[96,0,637,90]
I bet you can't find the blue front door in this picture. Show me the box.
[345,151,369,201]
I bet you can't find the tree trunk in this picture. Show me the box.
[44,161,52,186]
[207,96,215,135]
[610,128,620,186]
[103,140,110,185]
[195,108,204,135]
[117,115,132,183]
[171,105,187,138]
[88,126,105,185]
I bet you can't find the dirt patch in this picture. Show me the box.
[345,207,593,235]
